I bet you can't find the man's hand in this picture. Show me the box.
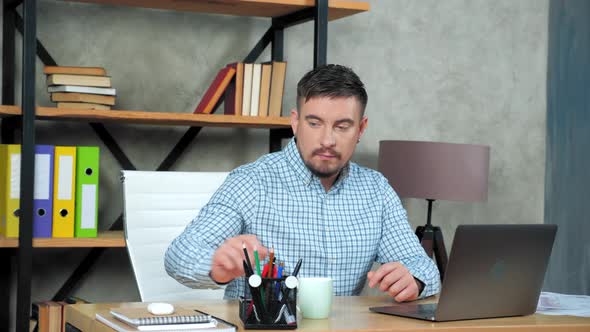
[367,262,420,302]
[210,235,268,284]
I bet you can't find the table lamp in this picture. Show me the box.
[378,140,490,280]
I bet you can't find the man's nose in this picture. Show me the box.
[320,128,336,147]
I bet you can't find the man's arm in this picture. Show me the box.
[370,175,441,300]
[164,170,261,289]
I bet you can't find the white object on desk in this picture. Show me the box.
[536,291,590,317]
[147,302,175,315]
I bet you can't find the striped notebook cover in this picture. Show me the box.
[110,307,211,326]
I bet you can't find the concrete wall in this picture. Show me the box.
[4,0,548,306]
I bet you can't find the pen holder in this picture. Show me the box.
[239,276,298,329]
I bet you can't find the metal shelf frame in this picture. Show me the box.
[0,0,329,330]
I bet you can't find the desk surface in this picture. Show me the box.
[65,296,590,332]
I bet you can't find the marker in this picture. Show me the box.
[253,246,265,307]
[292,258,303,277]
[254,246,262,276]
[267,246,275,278]
[242,242,253,273]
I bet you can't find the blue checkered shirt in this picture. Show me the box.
[165,138,440,299]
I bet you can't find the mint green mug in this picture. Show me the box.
[297,277,333,319]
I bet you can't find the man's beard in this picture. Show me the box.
[304,148,342,178]
[305,160,341,178]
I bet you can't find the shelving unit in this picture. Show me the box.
[0,1,369,331]
[0,106,292,128]
[0,231,125,248]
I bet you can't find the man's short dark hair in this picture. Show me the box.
[296,64,368,117]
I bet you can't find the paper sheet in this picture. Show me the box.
[536,291,590,317]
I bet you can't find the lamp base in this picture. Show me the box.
[415,224,448,281]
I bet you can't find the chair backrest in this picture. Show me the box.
[121,170,229,302]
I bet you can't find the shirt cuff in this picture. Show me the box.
[404,259,441,299]
[208,271,231,286]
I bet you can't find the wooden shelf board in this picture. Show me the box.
[0,105,292,128]
[0,230,126,248]
[61,0,369,20]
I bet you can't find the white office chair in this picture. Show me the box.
[121,170,229,302]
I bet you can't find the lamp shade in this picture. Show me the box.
[378,140,490,202]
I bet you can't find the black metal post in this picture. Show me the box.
[89,123,136,171]
[426,199,434,226]
[2,6,16,106]
[15,13,57,67]
[314,0,328,67]
[2,5,17,144]
[415,198,448,281]
[244,27,273,63]
[2,5,17,331]
[0,249,13,332]
[271,26,284,62]
[156,127,203,171]
[17,1,37,332]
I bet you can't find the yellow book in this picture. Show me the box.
[46,74,111,87]
[0,144,21,237]
[52,146,76,238]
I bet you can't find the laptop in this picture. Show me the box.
[369,224,557,322]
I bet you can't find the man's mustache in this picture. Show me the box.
[313,149,341,159]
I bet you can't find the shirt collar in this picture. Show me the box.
[283,138,351,190]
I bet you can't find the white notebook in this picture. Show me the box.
[48,85,116,96]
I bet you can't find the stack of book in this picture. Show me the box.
[33,301,68,332]
[193,61,287,118]
[96,306,236,332]
[44,66,117,110]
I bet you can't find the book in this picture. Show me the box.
[224,62,243,116]
[193,66,236,114]
[48,85,116,96]
[96,308,236,332]
[268,61,287,117]
[110,307,211,326]
[33,301,62,332]
[241,63,253,116]
[57,102,111,110]
[258,63,272,117]
[47,74,112,87]
[249,63,262,117]
[43,66,107,76]
[51,92,116,105]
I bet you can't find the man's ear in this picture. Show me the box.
[290,108,299,136]
[358,116,368,141]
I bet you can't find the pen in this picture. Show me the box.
[276,262,284,299]
[292,258,303,277]
[267,246,275,278]
[242,242,253,273]
[253,246,265,308]
[254,246,262,276]
[243,260,253,277]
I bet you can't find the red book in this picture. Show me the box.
[194,66,236,114]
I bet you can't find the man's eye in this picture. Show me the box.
[336,125,351,131]
[309,122,320,127]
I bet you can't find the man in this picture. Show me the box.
[165,64,440,302]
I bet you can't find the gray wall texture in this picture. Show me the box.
[545,0,590,295]
[4,0,548,309]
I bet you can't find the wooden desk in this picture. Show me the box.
[65,296,590,332]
